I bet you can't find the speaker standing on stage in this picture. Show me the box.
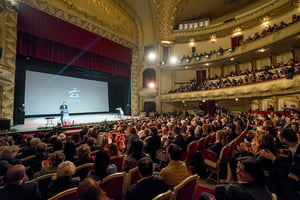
[59,101,70,124]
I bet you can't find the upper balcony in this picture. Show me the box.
[160,21,300,69]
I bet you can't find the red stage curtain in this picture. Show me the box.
[17,31,131,77]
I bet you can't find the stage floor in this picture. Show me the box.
[11,113,127,132]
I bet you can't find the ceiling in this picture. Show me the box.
[121,0,275,44]
[172,0,271,25]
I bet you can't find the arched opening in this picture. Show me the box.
[143,68,156,88]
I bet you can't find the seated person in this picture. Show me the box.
[75,144,94,166]
[0,164,41,200]
[76,178,109,200]
[125,157,169,200]
[46,161,80,199]
[207,130,228,156]
[200,156,272,200]
[160,143,189,189]
[260,128,300,200]
[124,139,148,172]
[36,151,65,177]
[87,148,117,181]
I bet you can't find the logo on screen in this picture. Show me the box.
[68,88,80,102]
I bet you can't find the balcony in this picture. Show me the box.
[160,74,300,102]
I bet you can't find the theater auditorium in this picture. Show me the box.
[0,0,300,200]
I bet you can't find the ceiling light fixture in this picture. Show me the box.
[161,40,172,44]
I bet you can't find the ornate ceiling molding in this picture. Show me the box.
[154,0,182,41]
[21,0,137,49]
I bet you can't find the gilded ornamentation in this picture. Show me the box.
[161,76,300,102]
[0,7,17,120]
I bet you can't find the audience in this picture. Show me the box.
[200,156,272,200]
[0,164,42,200]
[77,178,109,200]
[125,157,169,200]
[0,106,300,199]
[46,161,80,199]
[160,143,189,188]
[124,139,148,172]
[87,148,117,181]
[75,144,94,166]
[36,150,65,177]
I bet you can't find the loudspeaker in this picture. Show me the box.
[0,119,10,130]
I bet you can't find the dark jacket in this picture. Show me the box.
[0,182,42,200]
[46,176,79,199]
[125,175,169,200]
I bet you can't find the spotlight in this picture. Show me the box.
[160,61,166,65]
[196,56,201,61]
[178,59,182,64]
[147,82,156,89]
[186,58,190,62]
[229,48,235,52]
[147,52,157,61]
[169,56,178,64]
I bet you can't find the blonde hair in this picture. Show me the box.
[0,145,20,160]
[56,161,76,177]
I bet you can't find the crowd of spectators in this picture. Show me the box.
[246,14,300,43]
[0,107,299,199]
[169,59,300,93]
[177,14,299,65]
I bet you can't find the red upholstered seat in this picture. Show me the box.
[100,172,127,200]
[75,163,94,181]
[47,187,77,200]
[111,155,125,172]
[128,166,141,185]
[186,140,199,163]
[197,137,206,152]
[173,174,199,200]
[152,189,173,200]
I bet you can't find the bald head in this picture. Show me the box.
[4,164,26,185]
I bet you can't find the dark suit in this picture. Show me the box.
[46,176,79,199]
[207,142,224,157]
[125,175,169,200]
[144,134,161,162]
[0,182,42,200]
[214,182,272,200]
[272,145,300,200]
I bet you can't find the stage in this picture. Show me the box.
[10,113,130,133]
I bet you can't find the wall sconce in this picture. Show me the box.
[261,16,270,28]
[189,38,195,47]
[232,27,242,37]
[210,34,217,43]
